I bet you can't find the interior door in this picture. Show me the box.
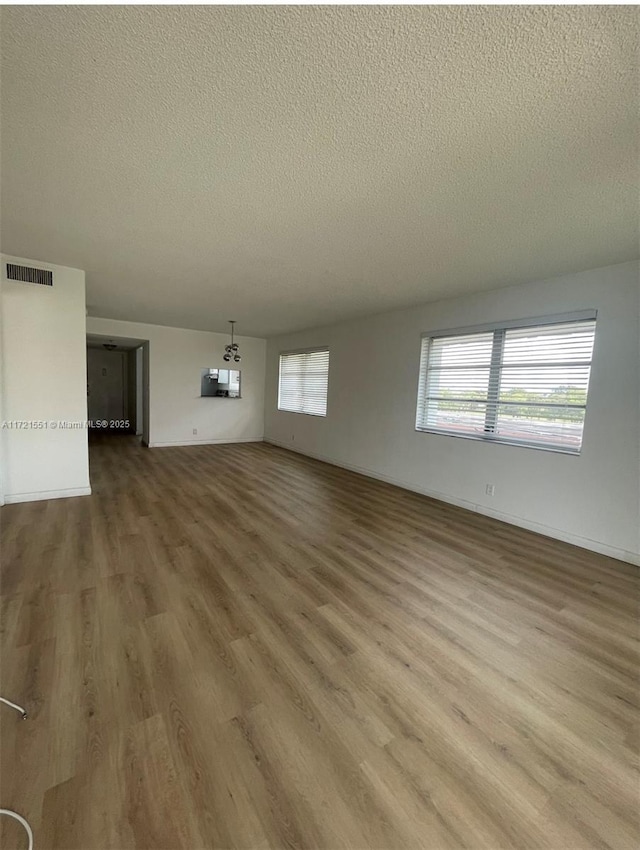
[87,348,125,422]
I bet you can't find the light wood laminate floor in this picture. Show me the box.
[1,437,638,849]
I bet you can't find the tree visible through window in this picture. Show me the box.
[416,315,596,453]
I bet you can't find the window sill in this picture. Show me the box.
[277,408,327,417]
[414,427,581,456]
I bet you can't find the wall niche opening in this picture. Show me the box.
[200,368,241,398]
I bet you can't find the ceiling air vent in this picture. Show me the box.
[6,263,53,286]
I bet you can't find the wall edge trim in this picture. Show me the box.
[3,486,92,505]
[264,438,639,567]
[149,436,264,448]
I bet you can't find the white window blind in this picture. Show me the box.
[278,348,329,416]
[416,315,596,453]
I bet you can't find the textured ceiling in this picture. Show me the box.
[1,6,638,337]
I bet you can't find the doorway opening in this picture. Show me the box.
[86,334,150,444]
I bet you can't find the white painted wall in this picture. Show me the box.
[0,254,90,502]
[135,347,143,435]
[265,261,640,565]
[86,317,266,447]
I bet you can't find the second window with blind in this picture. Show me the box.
[278,348,330,416]
[415,313,597,453]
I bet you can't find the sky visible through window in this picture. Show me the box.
[422,322,595,451]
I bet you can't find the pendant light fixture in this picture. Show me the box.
[223,320,241,363]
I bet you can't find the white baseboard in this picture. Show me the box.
[265,438,639,567]
[149,436,263,448]
[3,486,92,505]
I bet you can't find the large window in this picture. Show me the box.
[278,348,329,416]
[416,312,596,453]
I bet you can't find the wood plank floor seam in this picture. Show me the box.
[1,435,638,849]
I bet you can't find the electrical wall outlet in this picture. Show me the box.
[291,434,295,441]
[193,428,198,435]
[485,484,495,496]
